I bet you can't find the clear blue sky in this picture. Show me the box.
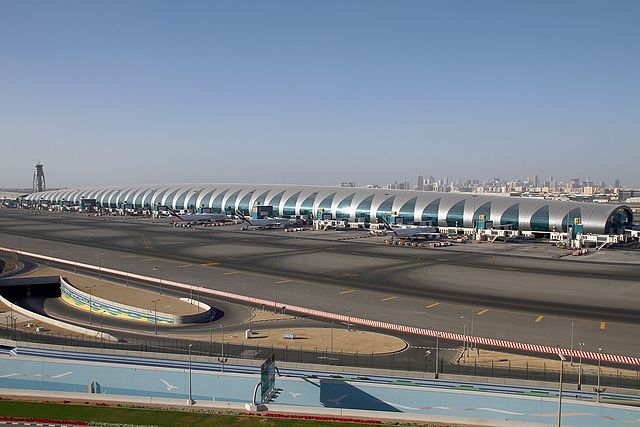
[1,0,639,188]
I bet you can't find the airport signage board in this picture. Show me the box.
[260,353,276,403]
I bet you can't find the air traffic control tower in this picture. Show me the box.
[32,162,46,193]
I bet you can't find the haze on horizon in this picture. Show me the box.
[1,0,639,189]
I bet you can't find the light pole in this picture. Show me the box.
[209,316,213,356]
[470,308,475,354]
[95,254,102,281]
[85,285,96,325]
[152,299,159,335]
[578,342,584,390]
[460,316,466,360]
[218,325,227,372]
[594,347,606,403]
[188,343,193,405]
[153,266,162,295]
[435,332,440,379]
[330,321,334,364]
[558,353,566,427]
[347,295,353,332]
[472,194,477,235]
[99,310,105,345]
[570,321,575,366]
[274,282,278,314]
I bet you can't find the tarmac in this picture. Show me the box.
[0,209,639,360]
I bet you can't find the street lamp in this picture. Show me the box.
[460,316,466,360]
[435,331,440,379]
[94,254,103,281]
[594,347,606,403]
[274,281,278,314]
[578,342,584,390]
[85,285,96,325]
[557,353,566,427]
[152,299,160,335]
[470,308,475,354]
[153,266,162,295]
[347,295,354,332]
[218,325,227,372]
[209,315,213,357]
[570,321,575,366]
[472,194,477,232]
[330,321,334,364]
[188,343,193,405]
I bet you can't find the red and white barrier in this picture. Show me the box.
[2,247,636,366]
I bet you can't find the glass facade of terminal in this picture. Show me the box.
[26,184,633,235]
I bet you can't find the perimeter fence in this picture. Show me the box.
[1,326,639,393]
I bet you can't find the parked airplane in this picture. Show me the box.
[379,218,440,239]
[234,210,294,229]
[166,207,231,223]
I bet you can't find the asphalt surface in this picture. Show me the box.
[0,209,639,360]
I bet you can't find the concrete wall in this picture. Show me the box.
[60,277,174,324]
[0,290,117,341]
[175,297,213,324]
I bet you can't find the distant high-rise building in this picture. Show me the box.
[614,178,621,188]
[32,161,46,193]
[339,181,356,188]
[534,175,539,188]
[416,175,424,191]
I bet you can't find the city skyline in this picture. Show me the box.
[2,1,639,188]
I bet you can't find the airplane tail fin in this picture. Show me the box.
[235,209,252,225]
[165,207,184,221]
[378,216,393,231]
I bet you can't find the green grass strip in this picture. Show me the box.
[0,400,418,427]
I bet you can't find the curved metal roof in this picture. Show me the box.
[26,183,633,234]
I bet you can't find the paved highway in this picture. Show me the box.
[0,210,639,358]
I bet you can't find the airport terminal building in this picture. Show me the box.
[26,184,633,235]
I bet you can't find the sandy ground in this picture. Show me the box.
[181,322,408,354]
[22,267,202,315]
[5,270,406,354]
[0,299,89,338]
[457,348,640,379]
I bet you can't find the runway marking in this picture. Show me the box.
[436,258,448,262]
[427,302,440,309]
[178,264,196,268]
[142,234,151,249]
[138,258,156,261]
[535,315,544,323]
[202,261,220,267]
[120,255,139,259]
[477,309,489,316]
[600,322,606,330]
[223,271,241,276]
[339,289,356,294]
[381,296,398,302]
[276,279,291,284]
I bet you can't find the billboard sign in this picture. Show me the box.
[260,353,276,403]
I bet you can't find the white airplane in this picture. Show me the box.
[235,210,294,229]
[166,207,231,223]
[160,378,179,391]
[289,392,303,398]
[379,218,440,239]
